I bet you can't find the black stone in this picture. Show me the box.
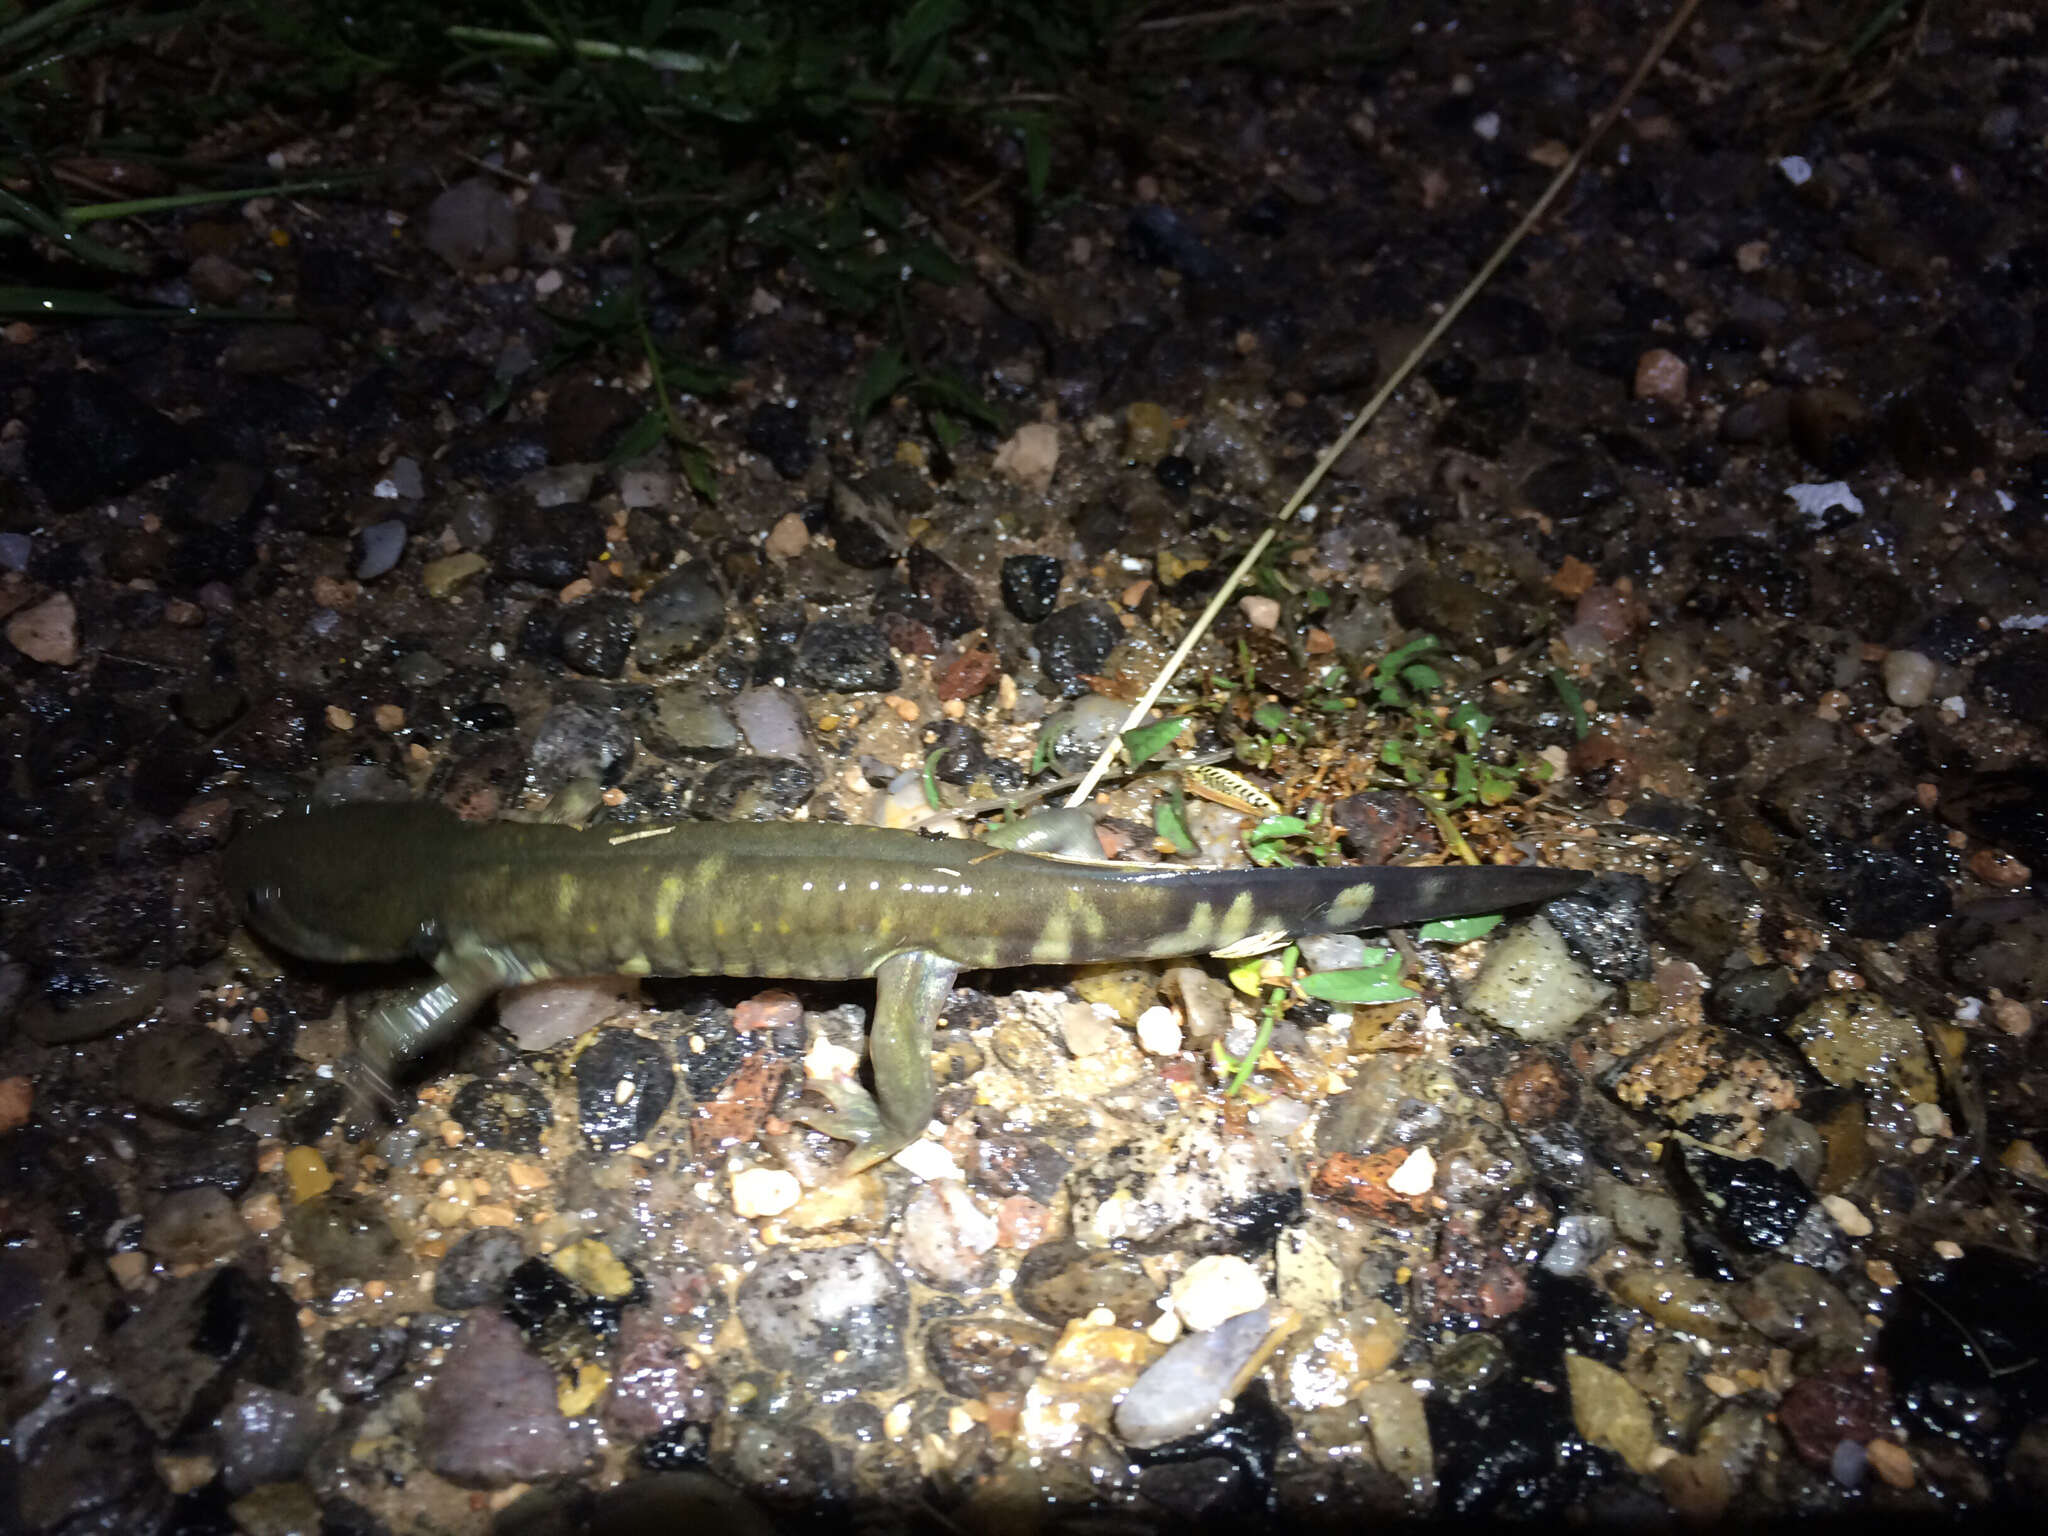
[503,1255,587,1336]
[634,565,726,670]
[1153,454,1195,498]
[1520,455,1621,519]
[24,371,191,512]
[927,719,988,785]
[793,619,899,693]
[1978,633,2048,727]
[18,1398,166,1535]
[1881,1247,2048,1457]
[923,1317,1057,1399]
[1906,604,1992,664]
[1126,204,1227,284]
[494,502,605,587]
[556,594,637,678]
[1676,1141,1812,1251]
[742,401,813,478]
[434,1228,528,1310]
[443,425,549,485]
[905,546,982,639]
[1541,874,1653,984]
[1033,599,1121,696]
[1000,554,1063,623]
[526,701,636,791]
[1433,376,1529,458]
[638,1420,712,1471]
[448,1077,554,1153]
[576,1030,675,1150]
[322,1322,409,1400]
[1886,386,1990,480]
[693,755,817,822]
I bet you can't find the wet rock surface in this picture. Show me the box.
[7,6,2048,1530]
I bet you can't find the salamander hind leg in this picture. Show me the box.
[800,949,959,1176]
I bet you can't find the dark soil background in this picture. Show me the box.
[6,1,2048,1531]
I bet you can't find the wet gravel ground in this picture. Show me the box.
[8,1,2048,1530]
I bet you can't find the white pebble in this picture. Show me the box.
[732,1167,801,1217]
[890,1138,964,1182]
[1387,1147,1436,1196]
[1882,649,1936,708]
[1778,154,1813,186]
[1239,594,1281,630]
[1820,1194,1873,1237]
[1169,1254,1268,1333]
[1783,480,1863,524]
[1136,1005,1183,1056]
[1060,1002,1118,1057]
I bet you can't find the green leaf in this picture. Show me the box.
[1419,913,1504,944]
[677,445,718,501]
[607,408,669,463]
[1251,701,1292,734]
[1297,970,1415,1005]
[1248,814,1311,843]
[1549,668,1593,740]
[1154,795,1197,856]
[922,747,945,811]
[1121,716,1189,770]
[1020,115,1052,201]
[1029,723,1056,776]
[929,409,964,451]
[852,346,912,421]
[1225,954,1268,997]
[888,0,965,66]
[1400,662,1442,692]
[1449,701,1493,742]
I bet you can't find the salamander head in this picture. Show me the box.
[225,801,449,964]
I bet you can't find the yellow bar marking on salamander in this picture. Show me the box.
[621,953,652,975]
[655,874,684,940]
[1221,888,1256,940]
[1032,911,1073,963]
[555,874,577,916]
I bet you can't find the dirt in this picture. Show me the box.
[6,2,2048,1531]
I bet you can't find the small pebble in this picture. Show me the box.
[1387,1147,1436,1196]
[6,593,78,665]
[993,422,1059,493]
[1882,649,1936,708]
[1634,348,1688,406]
[283,1146,334,1204]
[732,1167,801,1218]
[765,513,809,559]
[356,518,408,580]
[1169,1254,1267,1332]
[1864,1438,1914,1489]
[1135,1006,1182,1056]
[1819,1194,1873,1237]
[1239,594,1281,630]
[422,550,488,597]
[1059,1003,1118,1057]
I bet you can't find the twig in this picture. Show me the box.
[1065,0,1709,810]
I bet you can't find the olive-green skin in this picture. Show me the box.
[227,801,1585,1171]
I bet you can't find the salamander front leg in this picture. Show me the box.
[797,949,958,1175]
[342,945,515,1137]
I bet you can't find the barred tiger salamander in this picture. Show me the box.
[226,801,1585,1172]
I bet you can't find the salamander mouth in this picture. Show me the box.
[240,882,377,964]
